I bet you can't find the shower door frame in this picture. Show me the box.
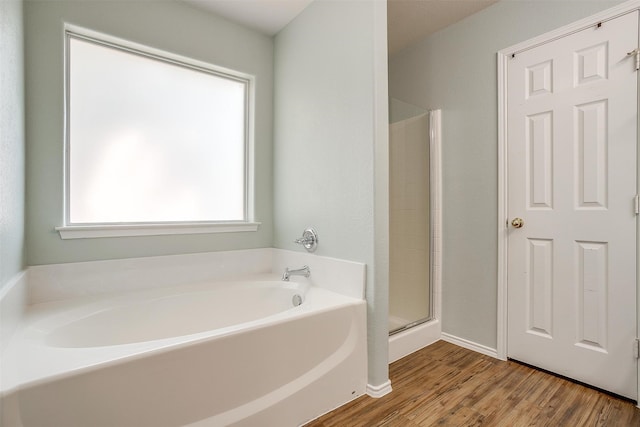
[388,110,443,363]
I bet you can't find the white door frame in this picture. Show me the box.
[497,0,640,403]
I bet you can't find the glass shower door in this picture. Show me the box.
[389,99,431,334]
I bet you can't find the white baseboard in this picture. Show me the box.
[366,380,392,398]
[441,333,498,359]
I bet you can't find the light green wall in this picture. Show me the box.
[0,0,26,289]
[24,0,274,265]
[389,0,623,349]
[274,1,388,386]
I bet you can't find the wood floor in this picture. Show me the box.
[306,341,640,427]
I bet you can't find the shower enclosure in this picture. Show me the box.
[389,99,432,335]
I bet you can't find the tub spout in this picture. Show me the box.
[282,265,311,281]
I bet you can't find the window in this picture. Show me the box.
[58,26,258,239]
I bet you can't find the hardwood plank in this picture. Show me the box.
[305,341,640,426]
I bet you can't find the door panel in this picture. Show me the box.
[507,11,638,399]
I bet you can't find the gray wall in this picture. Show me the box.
[389,0,622,349]
[274,1,388,386]
[0,0,26,289]
[24,0,274,265]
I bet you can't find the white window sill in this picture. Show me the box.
[56,222,261,240]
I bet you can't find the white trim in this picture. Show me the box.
[430,110,443,328]
[497,0,640,399]
[389,319,440,363]
[366,380,392,398]
[62,23,256,230]
[496,51,509,361]
[636,1,640,410]
[63,23,253,81]
[441,333,498,359]
[56,222,261,239]
[373,0,392,393]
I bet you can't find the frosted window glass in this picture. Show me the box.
[68,36,247,224]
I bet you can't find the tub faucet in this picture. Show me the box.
[282,265,311,281]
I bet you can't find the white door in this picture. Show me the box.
[507,11,638,399]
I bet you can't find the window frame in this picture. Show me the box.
[57,24,259,239]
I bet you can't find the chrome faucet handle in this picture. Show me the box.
[294,228,318,252]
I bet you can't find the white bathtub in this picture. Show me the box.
[1,274,367,426]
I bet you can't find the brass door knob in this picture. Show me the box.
[511,218,524,228]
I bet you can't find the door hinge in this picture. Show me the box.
[634,339,640,359]
[635,194,639,215]
[627,48,640,71]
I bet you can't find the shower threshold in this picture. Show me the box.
[389,317,432,336]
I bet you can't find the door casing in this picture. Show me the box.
[497,0,640,405]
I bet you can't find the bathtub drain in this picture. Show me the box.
[292,294,303,307]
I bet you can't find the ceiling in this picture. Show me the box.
[184,0,498,54]
[183,0,314,35]
[387,0,498,54]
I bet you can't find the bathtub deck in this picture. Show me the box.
[306,340,640,426]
